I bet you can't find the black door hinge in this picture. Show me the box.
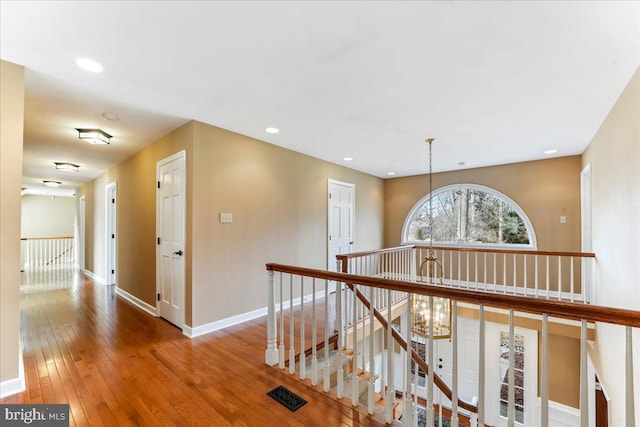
[112,198,115,203]
[111,269,115,274]
[157,237,160,245]
[157,293,160,301]
[157,181,160,189]
[112,234,115,239]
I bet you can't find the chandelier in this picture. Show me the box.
[411,138,452,340]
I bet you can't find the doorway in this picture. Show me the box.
[327,179,354,273]
[156,151,186,328]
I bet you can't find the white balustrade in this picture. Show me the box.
[21,236,75,269]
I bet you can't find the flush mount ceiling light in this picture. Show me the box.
[387,172,396,176]
[75,58,103,73]
[54,162,79,172]
[544,149,558,154]
[265,127,279,134]
[343,157,353,161]
[76,128,112,145]
[43,180,62,188]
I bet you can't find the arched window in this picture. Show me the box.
[402,184,537,248]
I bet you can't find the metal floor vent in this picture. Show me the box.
[267,386,307,412]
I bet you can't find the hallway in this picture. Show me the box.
[1,267,389,426]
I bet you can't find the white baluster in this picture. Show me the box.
[513,254,517,295]
[311,278,318,385]
[475,252,478,290]
[265,270,278,366]
[483,252,487,292]
[300,276,306,380]
[403,293,413,425]
[279,272,285,369]
[289,275,295,375]
[451,300,459,427]
[570,257,575,302]
[323,279,330,392]
[626,326,636,427]
[352,284,359,407]
[546,255,550,299]
[524,255,528,296]
[503,253,507,294]
[508,308,515,427]
[580,319,588,427]
[336,276,343,398]
[427,296,435,426]
[558,256,562,300]
[386,289,394,424]
[541,313,549,427]
[478,304,485,426]
[535,255,539,299]
[368,286,375,414]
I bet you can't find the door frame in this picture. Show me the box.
[78,195,86,270]
[155,150,187,327]
[105,182,117,286]
[580,164,593,302]
[327,178,355,272]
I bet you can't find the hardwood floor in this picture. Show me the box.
[1,267,396,426]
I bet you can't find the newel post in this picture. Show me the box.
[265,269,279,366]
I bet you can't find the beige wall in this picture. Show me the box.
[0,60,25,386]
[385,157,583,407]
[76,122,194,307]
[384,156,582,251]
[190,121,383,326]
[21,195,75,238]
[583,67,640,425]
[78,120,383,328]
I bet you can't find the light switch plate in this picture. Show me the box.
[220,212,233,223]
[560,215,567,224]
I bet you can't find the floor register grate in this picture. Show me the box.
[267,386,308,412]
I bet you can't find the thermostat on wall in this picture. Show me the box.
[220,212,233,223]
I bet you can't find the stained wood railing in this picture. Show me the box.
[20,236,74,269]
[265,263,639,426]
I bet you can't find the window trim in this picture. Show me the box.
[401,183,537,249]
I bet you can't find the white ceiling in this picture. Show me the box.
[1,1,639,196]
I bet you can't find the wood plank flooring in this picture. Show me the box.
[1,267,397,426]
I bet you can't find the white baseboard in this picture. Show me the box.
[0,347,25,398]
[183,290,325,339]
[83,269,105,285]
[538,398,580,426]
[115,287,157,317]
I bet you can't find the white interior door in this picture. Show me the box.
[156,151,186,328]
[485,321,538,427]
[328,179,354,273]
[105,182,117,286]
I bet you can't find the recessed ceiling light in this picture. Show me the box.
[43,180,62,188]
[265,127,279,134]
[54,162,79,172]
[544,149,558,154]
[387,172,396,176]
[343,157,353,161]
[75,58,103,73]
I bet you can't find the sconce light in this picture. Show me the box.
[76,128,111,145]
[43,180,62,188]
[54,162,79,172]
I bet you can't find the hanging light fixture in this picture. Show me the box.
[54,162,79,172]
[43,180,62,188]
[76,128,111,145]
[411,138,452,340]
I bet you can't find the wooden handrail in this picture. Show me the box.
[21,236,74,241]
[336,244,595,260]
[266,263,640,328]
[414,245,596,258]
[348,283,477,413]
